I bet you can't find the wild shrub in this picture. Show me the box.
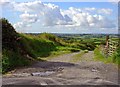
[1,18,32,73]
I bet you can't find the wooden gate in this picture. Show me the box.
[104,36,118,57]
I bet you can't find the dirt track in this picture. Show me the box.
[2,51,119,85]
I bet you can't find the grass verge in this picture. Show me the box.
[94,46,120,65]
[70,51,85,63]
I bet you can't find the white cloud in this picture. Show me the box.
[108,0,120,2]
[13,22,24,29]
[84,7,96,11]
[13,21,32,30]
[61,7,115,28]
[98,8,113,15]
[12,1,44,12]
[14,12,39,30]
[4,0,116,32]
[12,1,72,27]
[20,12,38,23]
[83,8,113,15]
[41,5,72,26]
[0,0,10,3]
[0,0,10,5]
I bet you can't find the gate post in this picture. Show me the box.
[105,35,109,57]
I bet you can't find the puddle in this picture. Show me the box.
[12,73,31,77]
[31,71,55,76]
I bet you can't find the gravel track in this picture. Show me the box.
[2,51,119,85]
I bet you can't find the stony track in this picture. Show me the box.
[2,51,119,86]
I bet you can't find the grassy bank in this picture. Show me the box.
[94,46,120,65]
[112,47,120,65]
[2,32,70,73]
[1,18,81,73]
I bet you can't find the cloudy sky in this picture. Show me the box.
[0,0,118,34]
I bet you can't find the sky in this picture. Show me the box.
[0,0,119,34]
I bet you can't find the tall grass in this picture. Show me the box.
[2,49,30,73]
[2,31,79,73]
[94,46,120,65]
[19,34,58,58]
[112,47,120,65]
[2,33,62,73]
[1,18,69,73]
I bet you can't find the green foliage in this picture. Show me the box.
[1,18,33,73]
[70,48,80,52]
[2,18,118,74]
[94,46,120,65]
[112,47,120,65]
[2,49,30,73]
[66,37,105,51]
[84,50,89,53]
[56,46,80,52]
[19,34,57,58]
[1,18,74,73]
[38,33,66,46]
[1,18,19,50]
[94,47,106,62]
